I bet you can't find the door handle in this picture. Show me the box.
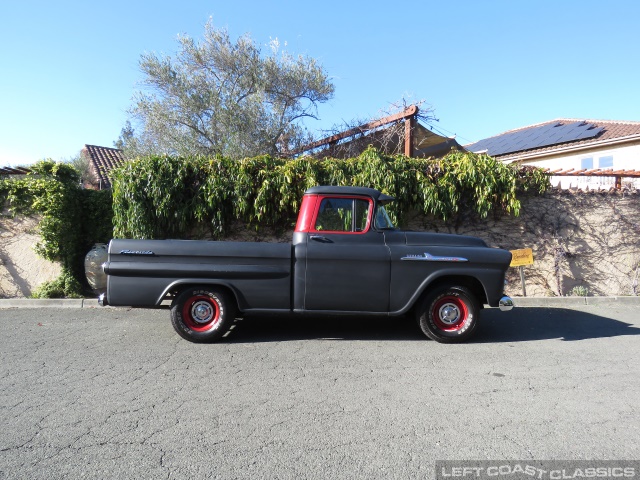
[310,235,333,243]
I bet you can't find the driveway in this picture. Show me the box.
[1,305,639,479]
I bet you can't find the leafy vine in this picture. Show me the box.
[111,147,549,239]
[0,160,113,297]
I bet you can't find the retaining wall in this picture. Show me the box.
[407,189,640,297]
[1,190,638,298]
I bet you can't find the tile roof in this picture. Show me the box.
[466,119,640,160]
[0,166,31,176]
[83,144,127,189]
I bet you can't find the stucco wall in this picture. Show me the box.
[0,216,61,298]
[1,190,638,298]
[407,189,640,297]
[216,190,640,298]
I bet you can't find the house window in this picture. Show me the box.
[581,157,593,169]
[598,156,613,168]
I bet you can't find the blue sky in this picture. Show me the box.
[1,0,639,167]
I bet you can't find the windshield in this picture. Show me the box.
[374,205,395,230]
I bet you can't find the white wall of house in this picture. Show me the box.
[515,140,640,189]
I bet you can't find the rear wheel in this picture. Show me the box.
[170,287,235,342]
[416,286,479,343]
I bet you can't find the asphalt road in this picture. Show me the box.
[0,305,639,479]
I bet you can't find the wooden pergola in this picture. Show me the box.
[289,105,463,159]
[292,105,417,157]
[544,168,640,189]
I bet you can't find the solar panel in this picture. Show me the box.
[468,121,603,156]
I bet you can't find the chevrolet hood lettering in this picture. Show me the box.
[401,252,468,262]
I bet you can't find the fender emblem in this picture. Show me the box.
[401,252,468,262]
[119,250,155,256]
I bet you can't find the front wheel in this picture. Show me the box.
[416,286,479,343]
[170,287,235,343]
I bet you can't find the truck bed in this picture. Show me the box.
[105,239,292,311]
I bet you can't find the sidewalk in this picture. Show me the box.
[512,296,640,306]
[0,296,639,309]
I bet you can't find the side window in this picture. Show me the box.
[354,199,369,232]
[581,157,593,169]
[314,198,371,233]
[598,155,613,168]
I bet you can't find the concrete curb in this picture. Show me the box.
[513,296,640,307]
[0,298,100,309]
[0,297,639,309]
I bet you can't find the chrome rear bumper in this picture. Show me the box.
[98,293,108,307]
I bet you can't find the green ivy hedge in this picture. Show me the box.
[0,149,549,297]
[0,160,113,297]
[111,147,549,240]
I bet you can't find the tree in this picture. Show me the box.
[118,22,334,159]
[67,151,96,188]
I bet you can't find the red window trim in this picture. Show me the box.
[295,194,320,233]
[305,195,374,235]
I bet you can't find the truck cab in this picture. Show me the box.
[292,186,396,313]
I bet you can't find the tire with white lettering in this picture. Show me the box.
[416,286,479,343]
[170,287,235,343]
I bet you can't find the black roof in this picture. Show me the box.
[305,186,395,203]
[466,121,604,157]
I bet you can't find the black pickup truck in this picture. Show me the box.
[100,186,513,343]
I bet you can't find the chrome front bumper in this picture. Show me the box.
[499,295,514,311]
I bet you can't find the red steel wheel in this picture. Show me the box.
[417,286,479,343]
[171,287,235,343]
[182,295,221,332]
[430,295,470,332]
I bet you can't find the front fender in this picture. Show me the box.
[389,267,507,314]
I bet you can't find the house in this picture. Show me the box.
[466,119,640,189]
[0,166,31,176]
[81,145,127,190]
[2,146,126,189]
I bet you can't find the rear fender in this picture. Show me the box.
[160,280,245,312]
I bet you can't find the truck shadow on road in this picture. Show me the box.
[474,307,640,343]
[226,314,423,343]
[224,308,640,343]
